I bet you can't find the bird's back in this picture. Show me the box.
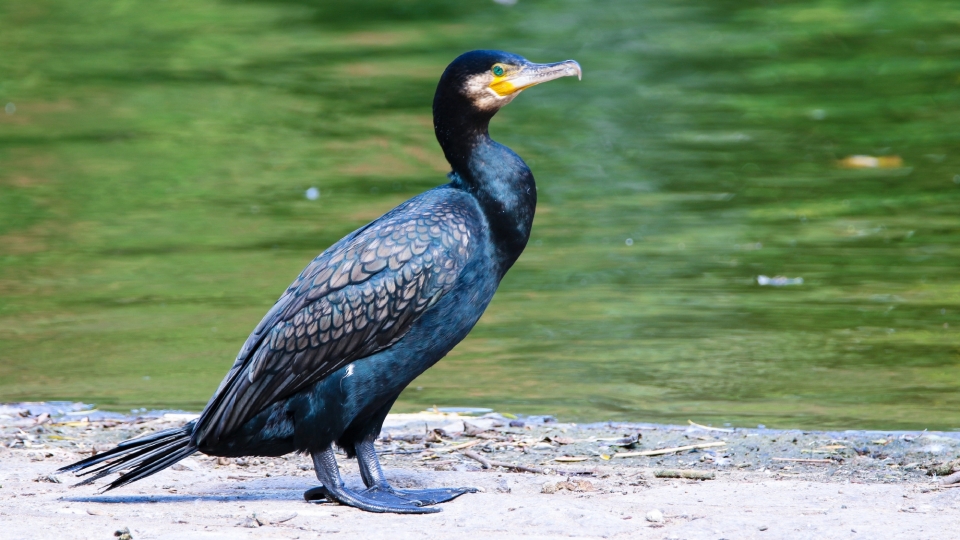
[191,185,489,450]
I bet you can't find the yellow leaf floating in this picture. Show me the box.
[838,155,903,169]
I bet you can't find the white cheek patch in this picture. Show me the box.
[463,73,514,111]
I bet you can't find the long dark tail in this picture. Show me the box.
[57,420,198,491]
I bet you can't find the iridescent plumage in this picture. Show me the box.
[59,50,581,514]
[195,194,481,447]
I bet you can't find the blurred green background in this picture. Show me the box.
[2,0,960,430]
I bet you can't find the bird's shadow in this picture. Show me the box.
[63,492,310,504]
[60,475,361,505]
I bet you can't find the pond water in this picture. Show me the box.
[2,0,960,430]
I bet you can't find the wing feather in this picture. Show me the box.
[192,192,480,447]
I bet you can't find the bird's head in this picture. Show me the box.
[434,50,582,117]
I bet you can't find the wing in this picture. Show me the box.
[192,192,481,447]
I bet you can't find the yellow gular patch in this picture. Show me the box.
[489,77,517,97]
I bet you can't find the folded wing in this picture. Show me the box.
[192,194,480,448]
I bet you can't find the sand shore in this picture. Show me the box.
[2,403,959,539]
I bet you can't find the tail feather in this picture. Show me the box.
[102,442,196,491]
[74,434,189,487]
[57,421,198,492]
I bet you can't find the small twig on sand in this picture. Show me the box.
[431,439,483,454]
[377,449,424,455]
[613,441,726,458]
[462,450,491,469]
[654,469,715,480]
[489,461,544,474]
[459,451,545,474]
[554,456,590,462]
[771,458,834,464]
[688,420,733,433]
[940,471,960,486]
[554,468,598,476]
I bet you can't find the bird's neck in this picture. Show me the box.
[436,115,536,273]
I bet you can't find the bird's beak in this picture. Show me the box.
[489,60,582,97]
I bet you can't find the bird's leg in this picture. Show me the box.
[305,446,439,514]
[355,436,477,506]
[356,435,389,488]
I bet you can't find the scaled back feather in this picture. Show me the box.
[192,191,482,447]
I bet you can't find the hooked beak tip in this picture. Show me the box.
[555,60,583,81]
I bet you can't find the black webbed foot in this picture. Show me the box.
[309,447,440,514]
[304,484,438,513]
[373,486,478,506]
[353,436,478,508]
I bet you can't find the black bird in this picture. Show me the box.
[59,50,581,514]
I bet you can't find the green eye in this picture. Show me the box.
[492,65,504,77]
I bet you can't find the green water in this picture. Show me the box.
[2,0,960,430]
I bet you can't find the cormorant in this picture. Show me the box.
[59,50,582,514]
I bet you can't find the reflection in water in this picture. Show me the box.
[1,0,959,429]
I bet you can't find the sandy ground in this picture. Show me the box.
[3,403,960,539]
